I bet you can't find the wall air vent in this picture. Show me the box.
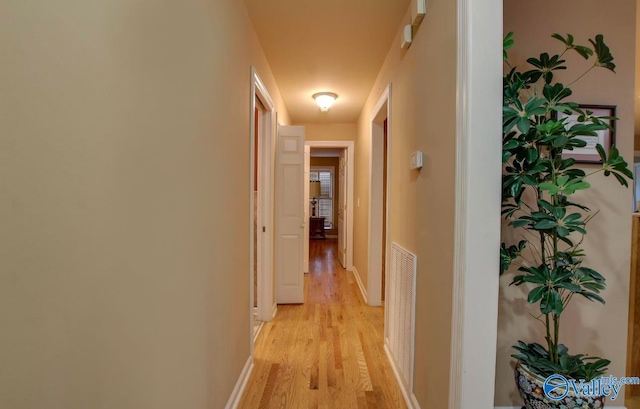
[386,242,417,392]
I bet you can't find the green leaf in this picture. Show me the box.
[563,213,583,223]
[567,182,590,192]
[596,143,607,162]
[582,292,606,304]
[526,53,567,84]
[517,117,531,134]
[610,145,620,160]
[524,97,548,116]
[504,32,514,60]
[552,33,593,59]
[574,45,594,60]
[538,199,556,213]
[599,144,634,187]
[552,33,572,47]
[534,219,557,230]
[543,83,572,104]
[613,173,628,186]
[504,139,519,150]
[590,34,616,72]
[556,282,582,292]
[541,290,564,315]
[526,148,539,163]
[539,182,559,195]
[528,286,546,304]
[509,219,531,228]
[500,241,527,275]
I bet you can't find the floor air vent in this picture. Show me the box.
[386,242,417,392]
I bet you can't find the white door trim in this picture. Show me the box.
[303,145,310,272]
[448,0,502,408]
[368,84,391,307]
[250,67,276,336]
[305,140,355,270]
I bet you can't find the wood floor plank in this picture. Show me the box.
[239,239,407,409]
[365,390,379,408]
[258,364,280,409]
[356,392,369,409]
[325,327,337,388]
[308,390,319,409]
[333,325,343,370]
[309,339,319,390]
[355,331,374,392]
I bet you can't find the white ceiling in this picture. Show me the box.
[244,0,410,124]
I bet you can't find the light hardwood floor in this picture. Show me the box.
[239,239,407,409]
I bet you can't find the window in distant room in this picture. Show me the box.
[310,167,333,229]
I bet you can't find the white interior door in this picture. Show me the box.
[303,145,310,273]
[275,125,305,304]
[337,149,347,268]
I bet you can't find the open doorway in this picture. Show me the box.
[368,84,391,308]
[307,148,344,272]
[253,103,260,335]
[250,68,276,345]
[309,149,341,238]
[252,99,266,339]
[304,141,355,275]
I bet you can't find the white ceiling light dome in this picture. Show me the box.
[312,92,338,112]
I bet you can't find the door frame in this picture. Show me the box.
[304,140,355,270]
[448,0,502,407]
[368,84,391,308]
[249,67,276,334]
[303,145,310,273]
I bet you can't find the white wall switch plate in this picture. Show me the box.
[410,151,424,169]
[401,25,412,49]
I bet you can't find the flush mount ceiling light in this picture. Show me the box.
[312,92,338,112]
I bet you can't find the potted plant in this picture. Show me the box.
[501,32,633,408]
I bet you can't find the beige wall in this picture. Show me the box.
[354,2,458,407]
[303,123,357,141]
[498,1,636,406]
[310,157,340,236]
[0,1,288,408]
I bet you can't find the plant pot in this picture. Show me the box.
[514,363,606,409]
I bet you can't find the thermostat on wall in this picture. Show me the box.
[410,151,423,169]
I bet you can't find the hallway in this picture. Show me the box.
[239,239,407,408]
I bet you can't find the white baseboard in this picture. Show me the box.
[350,266,368,304]
[410,394,421,408]
[271,303,277,319]
[493,403,627,409]
[253,321,264,342]
[383,343,420,408]
[225,356,253,409]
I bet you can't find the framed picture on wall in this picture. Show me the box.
[556,104,616,163]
